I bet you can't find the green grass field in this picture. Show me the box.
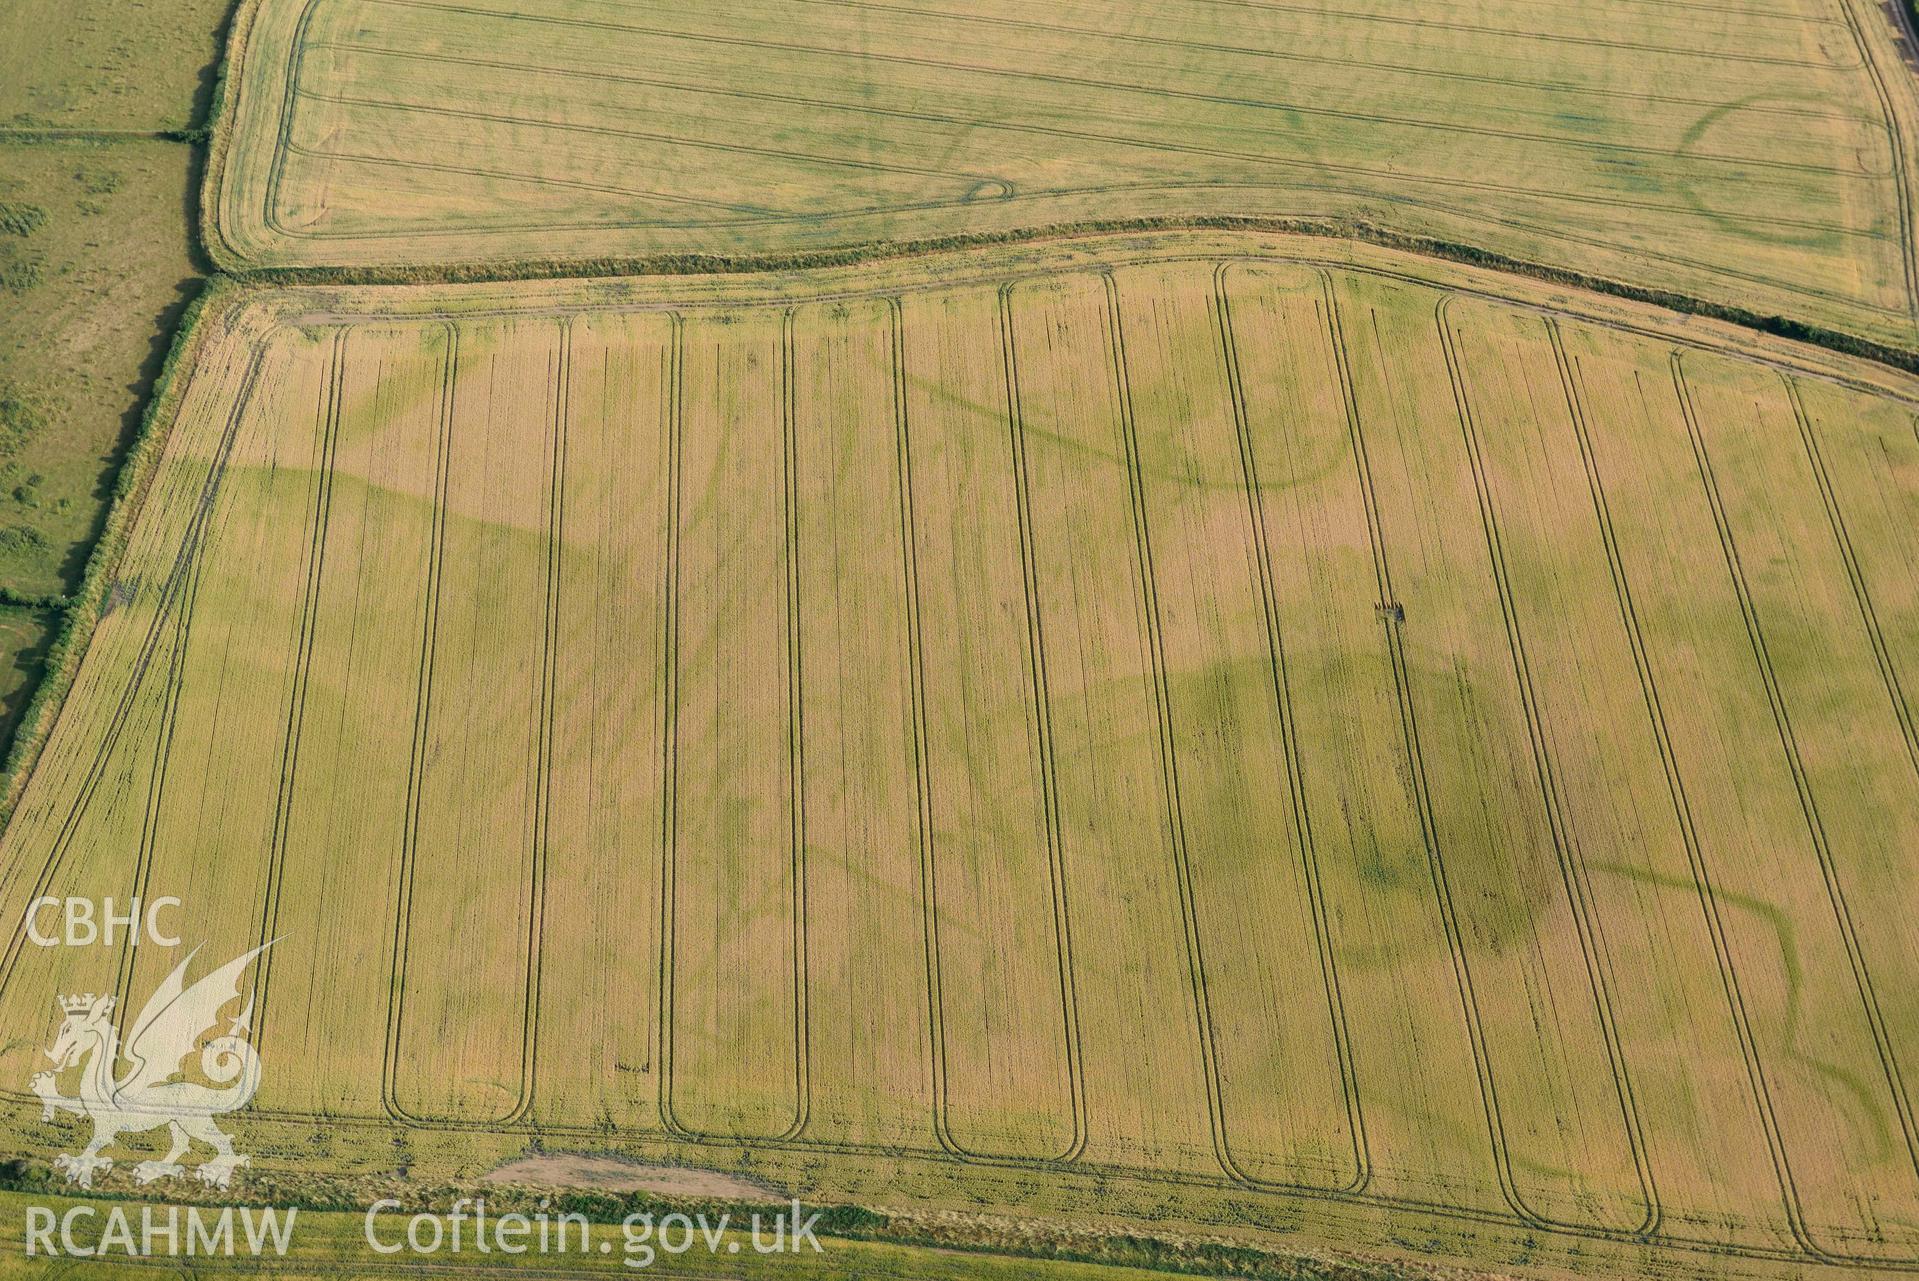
[0,89,218,778]
[0,0,241,775]
[0,154,201,786]
[0,143,200,600]
[2,232,1915,1279]
[207,0,1919,343]
[0,0,234,132]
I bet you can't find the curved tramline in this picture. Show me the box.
[204,0,1919,343]
[2,233,1917,1278]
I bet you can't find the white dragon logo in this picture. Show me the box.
[29,943,270,1189]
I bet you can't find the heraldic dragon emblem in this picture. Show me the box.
[29,943,270,1189]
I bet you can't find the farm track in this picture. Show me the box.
[5,238,1918,1276]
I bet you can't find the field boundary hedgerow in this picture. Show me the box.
[199,0,1919,336]
[211,213,1919,379]
[190,0,1919,377]
[0,1164,1447,1281]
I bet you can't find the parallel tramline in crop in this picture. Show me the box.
[207,0,1919,345]
[2,237,1916,1279]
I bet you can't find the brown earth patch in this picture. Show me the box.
[482,1154,785,1202]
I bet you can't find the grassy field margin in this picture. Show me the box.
[195,0,253,276]
[0,1163,1438,1281]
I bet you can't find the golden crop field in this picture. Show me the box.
[1,233,1914,1279]
[206,0,1919,343]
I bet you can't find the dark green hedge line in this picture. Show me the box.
[224,214,1919,377]
[0,587,70,611]
[0,130,177,145]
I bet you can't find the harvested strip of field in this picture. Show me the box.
[1793,379,1919,769]
[211,0,1919,343]
[788,296,936,1147]
[387,317,560,1126]
[1002,271,1221,1175]
[118,323,332,1069]
[1440,299,1795,1249]
[4,235,1918,1279]
[1341,274,1653,1235]
[1116,259,1361,1191]
[1564,323,1919,1264]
